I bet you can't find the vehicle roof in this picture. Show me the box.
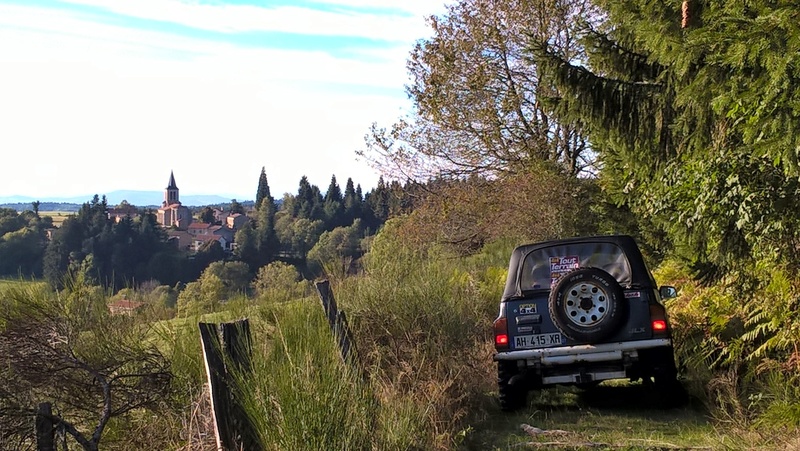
[501,234,656,301]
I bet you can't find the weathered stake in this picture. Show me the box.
[314,280,360,372]
[199,319,260,451]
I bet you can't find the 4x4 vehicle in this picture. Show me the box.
[492,235,681,411]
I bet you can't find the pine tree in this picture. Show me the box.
[343,178,361,226]
[534,0,800,271]
[323,175,345,229]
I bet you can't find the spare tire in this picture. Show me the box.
[548,267,625,343]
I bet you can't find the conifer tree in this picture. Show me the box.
[343,178,361,226]
[533,1,800,271]
[323,175,345,229]
[255,166,271,210]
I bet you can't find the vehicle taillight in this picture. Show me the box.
[493,317,509,350]
[649,303,668,335]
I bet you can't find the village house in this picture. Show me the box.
[107,202,138,223]
[155,171,248,254]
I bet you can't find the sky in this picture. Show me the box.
[0,0,446,201]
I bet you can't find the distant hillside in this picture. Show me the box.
[0,191,247,210]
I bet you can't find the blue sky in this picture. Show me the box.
[0,0,446,201]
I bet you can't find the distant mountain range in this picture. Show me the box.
[0,190,248,210]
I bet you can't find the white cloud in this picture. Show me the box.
[0,1,435,200]
[57,0,437,41]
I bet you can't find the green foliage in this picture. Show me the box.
[655,258,800,431]
[252,261,307,303]
[42,196,177,289]
[0,208,49,277]
[234,301,377,450]
[307,220,363,278]
[202,260,252,297]
[330,220,503,449]
[177,280,215,317]
[740,264,800,365]
[535,0,800,274]
[255,166,274,211]
[275,214,324,259]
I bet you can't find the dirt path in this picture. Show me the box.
[462,382,756,450]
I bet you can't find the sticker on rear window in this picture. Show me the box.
[550,256,580,284]
[519,303,537,315]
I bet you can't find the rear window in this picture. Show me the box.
[520,242,632,290]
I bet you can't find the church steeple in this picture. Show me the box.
[164,171,180,206]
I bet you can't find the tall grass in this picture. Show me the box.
[325,224,508,449]
[222,222,513,450]
[233,300,378,450]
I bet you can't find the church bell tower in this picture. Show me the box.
[164,171,180,206]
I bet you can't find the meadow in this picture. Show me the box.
[4,229,800,450]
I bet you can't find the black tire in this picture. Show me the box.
[548,267,625,343]
[576,380,602,390]
[497,361,526,412]
[652,351,688,408]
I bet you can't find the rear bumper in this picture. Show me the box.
[493,338,672,366]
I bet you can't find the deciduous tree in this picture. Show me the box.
[360,0,598,182]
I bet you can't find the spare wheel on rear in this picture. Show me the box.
[548,267,625,343]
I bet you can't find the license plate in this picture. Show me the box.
[514,333,563,349]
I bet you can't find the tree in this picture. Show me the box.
[0,208,23,237]
[253,171,278,266]
[199,206,216,224]
[255,166,273,211]
[293,176,325,221]
[360,0,598,183]
[323,175,345,229]
[252,261,305,302]
[202,261,252,298]
[274,211,325,261]
[365,177,390,230]
[0,227,45,276]
[176,269,228,316]
[307,220,364,277]
[0,278,172,451]
[234,222,260,269]
[342,178,362,226]
[230,199,245,215]
[532,0,800,272]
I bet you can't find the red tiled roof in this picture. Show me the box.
[188,222,212,230]
[197,235,223,242]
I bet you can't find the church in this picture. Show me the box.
[156,171,192,229]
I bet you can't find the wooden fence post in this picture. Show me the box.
[35,402,55,451]
[314,280,360,371]
[199,319,260,451]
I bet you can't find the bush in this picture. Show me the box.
[252,261,309,303]
[332,218,500,449]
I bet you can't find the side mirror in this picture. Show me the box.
[659,286,678,299]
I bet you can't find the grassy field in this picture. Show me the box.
[0,279,43,290]
[40,211,74,227]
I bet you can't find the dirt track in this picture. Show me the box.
[463,382,746,450]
